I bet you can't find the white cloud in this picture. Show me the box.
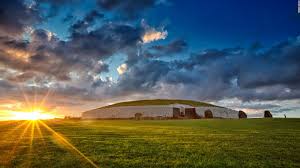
[142,29,168,43]
[117,63,128,75]
[141,20,168,43]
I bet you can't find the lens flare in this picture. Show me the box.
[11,109,56,120]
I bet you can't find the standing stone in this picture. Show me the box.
[204,109,213,118]
[238,111,247,118]
[135,113,143,120]
[264,110,273,118]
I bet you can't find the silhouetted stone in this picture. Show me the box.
[264,110,273,118]
[204,109,213,118]
[238,110,247,118]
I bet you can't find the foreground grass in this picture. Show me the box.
[0,119,299,168]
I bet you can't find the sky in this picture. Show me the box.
[0,0,300,119]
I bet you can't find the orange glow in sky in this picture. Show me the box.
[10,109,56,120]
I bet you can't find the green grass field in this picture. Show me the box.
[0,119,299,168]
[98,99,217,109]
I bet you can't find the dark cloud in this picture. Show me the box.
[0,37,28,50]
[237,41,300,89]
[6,72,37,83]
[70,10,104,34]
[0,0,41,36]
[84,10,104,23]
[97,0,157,19]
[31,29,52,41]
[111,37,300,102]
[113,59,171,94]
[67,23,142,65]
[0,31,72,81]
[0,0,299,114]
[239,103,281,110]
[272,107,298,114]
[0,20,143,82]
[35,0,79,18]
[145,39,187,57]
[0,79,13,90]
[0,20,145,100]
[62,13,75,23]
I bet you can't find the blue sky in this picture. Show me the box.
[0,0,300,119]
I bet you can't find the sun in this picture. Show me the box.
[11,109,56,121]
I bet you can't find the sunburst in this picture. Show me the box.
[11,109,56,121]
[0,84,99,167]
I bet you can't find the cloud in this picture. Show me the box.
[142,28,168,43]
[0,19,144,82]
[31,28,55,42]
[97,0,159,19]
[271,106,300,114]
[0,79,13,90]
[68,23,141,59]
[145,39,187,57]
[69,10,104,34]
[6,72,37,83]
[112,59,171,95]
[62,13,75,23]
[140,20,168,44]
[0,1,299,117]
[109,36,300,102]
[237,41,300,90]
[35,0,79,18]
[117,63,128,75]
[0,0,41,36]
[0,17,144,109]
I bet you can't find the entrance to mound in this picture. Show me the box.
[135,113,143,120]
[204,109,213,118]
[185,108,198,119]
[173,108,180,118]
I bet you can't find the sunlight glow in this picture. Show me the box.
[11,110,56,120]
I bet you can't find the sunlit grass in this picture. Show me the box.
[0,120,99,168]
[0,119,299,167]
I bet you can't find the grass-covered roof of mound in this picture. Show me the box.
[100,99,218,109]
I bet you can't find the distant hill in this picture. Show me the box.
[98,99,218,109]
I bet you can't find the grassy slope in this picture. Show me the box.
[99,99,217,109]
[0,119,299,168]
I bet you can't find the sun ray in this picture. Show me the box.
[21,121,36,168]
[38,88,53,109]
[0,121,29,142]
[34,85,37,111]
[30,121,35,152]
[38,121,99,168]
[5,121,32,166]
[35,120,46,146]
[15,82,31,111]
[0,120,18,127]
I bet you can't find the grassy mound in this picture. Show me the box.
[100,99,217,109]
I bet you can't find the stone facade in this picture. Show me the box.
[195,107,239,118]
[82,104,240,119]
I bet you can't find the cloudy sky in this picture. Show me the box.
[0,0,300,119]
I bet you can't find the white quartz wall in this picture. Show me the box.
[82,105,174,119]
[195,107,239,119]
[82,105,239,119]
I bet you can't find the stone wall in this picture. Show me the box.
[82,105,239,119]
[195,107,239,119]
[82,105,174,119]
